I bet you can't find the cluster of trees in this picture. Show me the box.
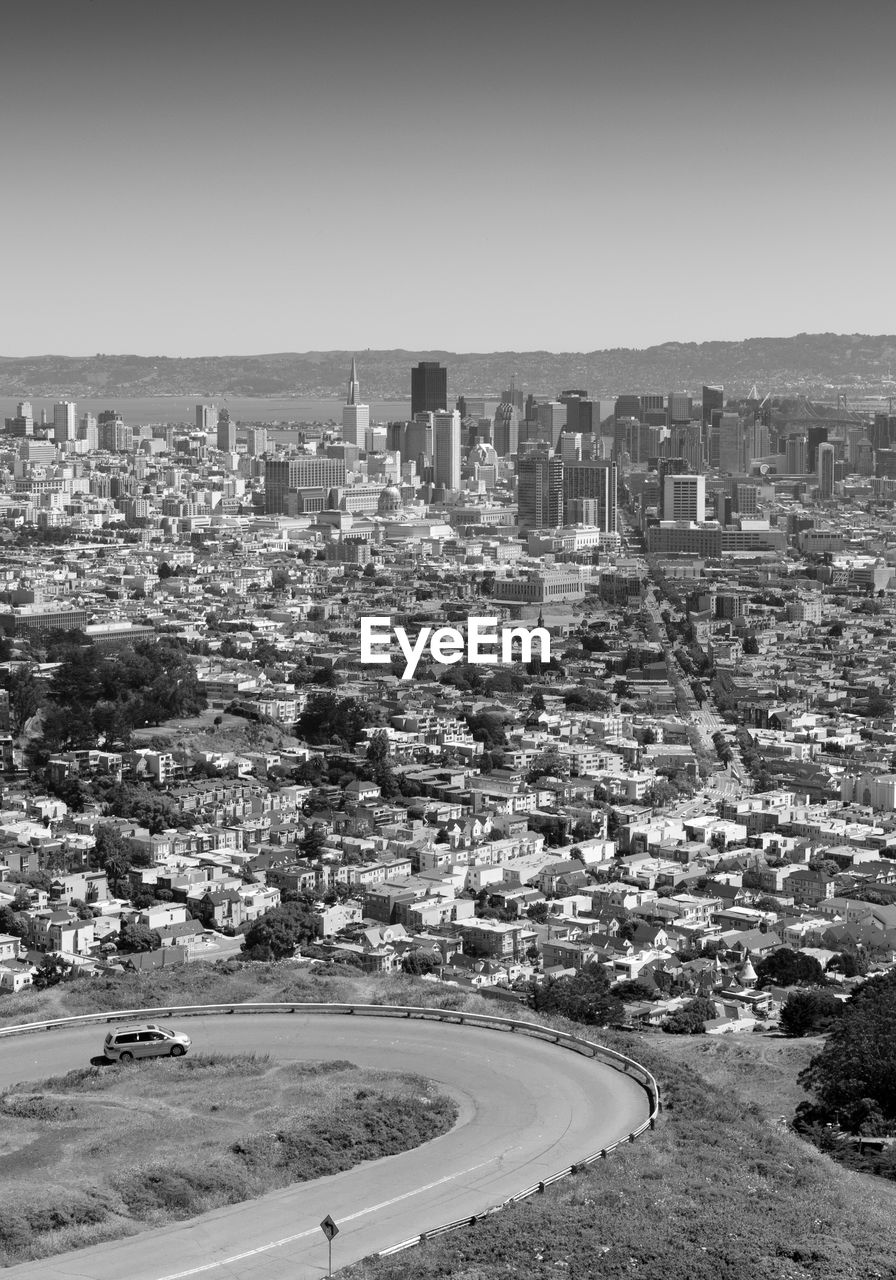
[779,989,844,1037]
[755,948,827,989]
[297,692,371,748]
[242,901,318,960]
[663,997,718,1034]
[529,962,622,1026]
[17,639,207,758]
[795,971,896,1136]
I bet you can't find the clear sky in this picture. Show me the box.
[2,0,893,355]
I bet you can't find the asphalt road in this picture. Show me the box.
[0,1013,650,1280]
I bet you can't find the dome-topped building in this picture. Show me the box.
[377,484,404,515]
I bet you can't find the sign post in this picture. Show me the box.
[320,1214,339,1278]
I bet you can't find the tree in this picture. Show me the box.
[526,902,550,924]
[299,824,327,860]
[242,903,316,960]
[797,971,896,1131]
[6,666,44,736]
[663,997,717,1034]
[401,950,438,976]
[530,962,622,1026]
[32,954,71,989]
[526,749,568,783]
[90,824,144,888]
[117,921,161,953]
[780,989,844,1037]
[755,947,827,990]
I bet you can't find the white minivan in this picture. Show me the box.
[103,1023,191,1062]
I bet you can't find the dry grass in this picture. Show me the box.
[0,1053,456,1266]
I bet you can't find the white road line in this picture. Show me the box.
[156,1159,493,1280]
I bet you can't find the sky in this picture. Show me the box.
[2,0,894,355]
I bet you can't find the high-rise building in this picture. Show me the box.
[53,400,77,443]
[702,386,724,428]
[518,451,564,530]
[785,435,808,473]
[411,361,447,416]
[264,457,346,513]
[246,427,268,457]
[817,442,835,500]
[196,404,217,433]
[216,408,236,452]
[716,413,744,473]
[667,392,693,424]
[342,357,370,448]
[79,413,98,451]
[493,402,519,457]
[563,459,617,533]
[615,394,641,422]
[536,401,567,447]
[662,473,706,522]
[806,426,828,472]
[433,409,461,491]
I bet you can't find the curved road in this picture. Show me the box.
[0,1014,649,1279]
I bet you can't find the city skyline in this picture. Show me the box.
[2,0,894,356]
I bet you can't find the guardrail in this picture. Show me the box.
[0,1002,659,1258]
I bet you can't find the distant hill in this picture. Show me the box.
[2,334,896,399]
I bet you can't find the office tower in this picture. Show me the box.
[492,403,519,457]
[662,473,706,522]
[217,408,236,452]
[817,442,835,499]
[614,394,641,422]
[702,386,724,428]
[518,451,564,530]
[196,404,217,433]
[744,417,769,466]
[559,391,588,432]
[17,401,34,432]
[559,432,583,462]
[79,413,98,450]
[246,427,268,457]
[264,457,346,513]
[871,413,896,451]
[53,400,77,442]
[733,483,760,516]
[641,394,665,424]
[342,357,370,448]
[563,459,617,533]
[433,409,461,490]
[785,435,808,473]
[411,361,447,416]
[365,425,388,453]
[856,437,875,476]
[806,426,828,472]
[669,422,703,473]
[501,376,525,414]
[536,401,567,447]
[715,412,744,473]
[667,392,693,424]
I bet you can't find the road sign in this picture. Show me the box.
[320,1215,339,1242]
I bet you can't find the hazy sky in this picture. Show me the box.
[2,0,894,355]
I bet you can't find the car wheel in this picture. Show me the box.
[119,1051,134,1063]
[170,1045,185,1057]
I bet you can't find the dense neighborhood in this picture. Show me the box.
[2,379,896,1065]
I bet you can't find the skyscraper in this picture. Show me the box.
[785,434,807,473]
[493,402,519,457]
[196,404,217,433]
[342,357,370,448]
[663,473,706,522]
[433,409,461,490]
[217,408,236,452]
[53,400,77,443]
[562,459,617,533]
[518,451,564,530]
[667,392,693,424]
[702,385,724,428]
[246,427,268,457]
[411,361,447,416]
[817,442,835,500]
[716,412,744,474]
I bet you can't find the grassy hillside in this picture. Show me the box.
[0,1053,456,1266]
[2,964,893,1279]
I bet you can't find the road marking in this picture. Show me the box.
[156,1160,492,1279]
